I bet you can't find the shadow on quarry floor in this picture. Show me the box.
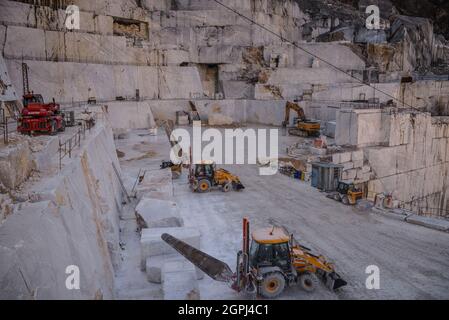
[114,129,170,299]
[115,203,163,299]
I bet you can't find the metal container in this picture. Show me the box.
[311,162,343,191]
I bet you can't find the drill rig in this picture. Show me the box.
[162,218,346,298]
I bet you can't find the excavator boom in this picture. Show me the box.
[283,101,320,137]
[283,101,306,126]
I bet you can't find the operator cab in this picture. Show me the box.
[194,160,216,178]
[337,182,360,194]
[23,93,44,107]
[250,227,292,272]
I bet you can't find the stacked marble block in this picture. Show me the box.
[137,197,203,299]
[332,150,373,184]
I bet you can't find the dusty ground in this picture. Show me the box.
[115,126,449,300]
[114,129,169,299]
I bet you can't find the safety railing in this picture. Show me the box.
[58,113,97,170]
[373,191,449,220]
[339,100,381,110]
[0,108,18,144]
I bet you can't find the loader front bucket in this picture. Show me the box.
[324,272,347,290]
[233,182,245,191]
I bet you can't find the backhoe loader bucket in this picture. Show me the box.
[233,182,245,191]
[324,272,347,290]
[160,160,174,169]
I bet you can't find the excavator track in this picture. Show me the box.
[288,128,308,137]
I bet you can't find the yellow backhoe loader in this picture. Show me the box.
[283,101,320,137]
[327,181,364,205]
[162,218,346,299]
[189,160,244,193]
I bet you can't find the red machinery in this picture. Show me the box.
[17,63,65,135]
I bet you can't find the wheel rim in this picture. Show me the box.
[304,278,313,288]
[199,182,209,191]
[266,279,279,293]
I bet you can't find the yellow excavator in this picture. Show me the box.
[189,160,244,193]
[283,101,321,137]
[162,218,346,299]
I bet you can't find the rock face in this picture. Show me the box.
[390,0,449,40]
[388,15,435,73]
[105,101,157,130]
[0,0,448,301]
[337,0,449,41]
[208,113,234,126]
[1,0,447,111]
[335,109,449,217]
[0,140,35,189]
[0,55,18,102]
[0,121,123,299]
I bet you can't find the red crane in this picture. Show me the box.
[17,63,65,135]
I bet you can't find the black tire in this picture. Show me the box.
[288,128,307,137]
[222,182,232,192]
[259,272,286,299]
[190,180,198,191]
[342,195,350,205]
[50,120,57,135]
[298,272,319,293]
[197,179,211,193]
[333,193,341,201]
[59,120,66,132]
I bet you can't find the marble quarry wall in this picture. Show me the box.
[0,0,449,302]
[335,109,449,217]
[1,0,449,222]
[0,120,122,299]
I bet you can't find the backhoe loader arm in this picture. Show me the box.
[161,233,235,283]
